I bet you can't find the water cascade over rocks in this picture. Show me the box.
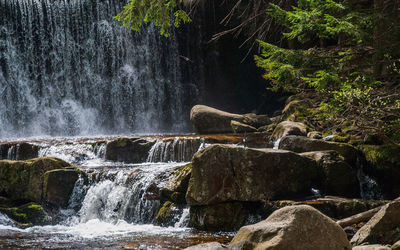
[0,0,196,138]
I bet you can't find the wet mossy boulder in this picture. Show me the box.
[281,98,312,122]
[160,163,192,204]
[272,121,308,140]
[105,137,155,163]
[351,201,400,246]
[231,205,351,250]
[279,135,359,165]
[189,202,249,231]
[154,201,183,227]
[186,144,320,206]
[300,151,360,197]
[190,105,271,134]
[0,202,52,225]
[0,157,71,203]
[43,168,79,208]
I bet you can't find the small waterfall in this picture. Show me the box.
[356,156,382,199]
[147,137,203,162]
[39,142,106,165]
[67,162,185,225]
[0,0,197,138]
[273,138,281,150]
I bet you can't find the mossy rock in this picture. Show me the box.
[160,163,191,204]
[0,157,71,203]
[0,202,52,225]
[43,168,79,208]
[154,201,182,227]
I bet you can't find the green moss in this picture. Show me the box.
[332,135,350,143]
[154,201,179,226]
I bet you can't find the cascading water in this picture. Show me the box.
[0,0,197,138]
[0,138,233,249]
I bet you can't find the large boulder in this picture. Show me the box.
[300,151,360,197]
[279,135,359,164]
[230,205,351,250]
[43,169,80,208]
[190,105,270,134]
[186,144,320,206]
[351,201,400,245]
[272,121,308,140]
[0,157,71,203]
[105,137,155,163]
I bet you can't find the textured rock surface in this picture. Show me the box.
[272,121,308,140]
[160,163,192,204]
[231,205,351,250]
[300,151,360,197]
[279,135,359,164]
[43,169,79,208]
[351,201,400,245]
[190,105,270,134]
[189,202,249,231]
[0,202,52,225]
[186,144,319,206]
[105,137,155,163]
[0,157,71,202]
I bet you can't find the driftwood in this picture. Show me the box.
[336,197,400,228]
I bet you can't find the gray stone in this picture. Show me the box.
[231,205,351,250]
[351,201,400,245]
[272,121,308,140]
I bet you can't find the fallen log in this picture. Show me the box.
[337,197,400,228]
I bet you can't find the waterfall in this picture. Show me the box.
[146,137,203,162]
[0,0,196,138]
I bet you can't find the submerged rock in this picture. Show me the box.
[105,137,155,163]
[186,144,319,206]
[0,157,71,203]
[272,121,308,140]
[351,201,400,245]
[43,168,80,208]
[190,105,270,134]
[300,151,360,197]
[231,205,351,250]
[279,135,359,164]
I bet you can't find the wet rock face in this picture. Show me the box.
[0,157,71,203]
[0,143,39,160]
[351,201,400,245]
[279,135,359,165]
[231,205,351,250]
[105,137,155,163]
[190,105,271,134]
[43,169,80,208]
[186,144,320,206]
[300,151,360,197]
